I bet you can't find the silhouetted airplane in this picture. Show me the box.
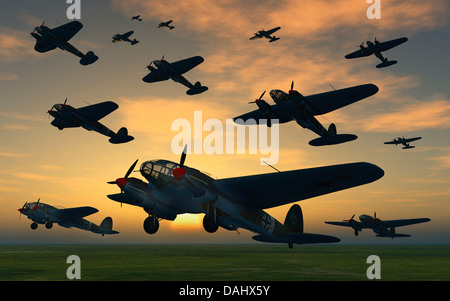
[249,27,281,42]
[18,199,119,236]
[106,147,384,248]
[158,20,174,30]
[345,37,408,68]
[47,99,134,144]
[31,21,98,65]
[143,55,208,95]
[233,81,379,146]
[112,31,139,45]
[131,15,142,21]
[325,212,430,239]
[384,136,422,149]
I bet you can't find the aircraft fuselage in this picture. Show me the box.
[32,26,84,58]
[153,60,194,88]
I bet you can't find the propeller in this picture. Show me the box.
[173,145,187,180]
[145,61,153,69]
[18,201,28,219]
[288,80,296,95]
[108,159,138,206]
[345,214,356,223]
[33,198,40,211]
[248,91,266,104]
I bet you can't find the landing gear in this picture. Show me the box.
[31,223,38,230]
[354,230,359,236]
[288,242,293,249]
[45,220,53,229]
[143,215,159,234]
[203,213,219,233]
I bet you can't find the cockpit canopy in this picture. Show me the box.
[140,160,180,187]
[270,89,290,103]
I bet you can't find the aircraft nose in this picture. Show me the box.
[116,178,127,189]
[18,208,23,213]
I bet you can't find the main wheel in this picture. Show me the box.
[45,221,53,229]
[31,223,38,230]
[203,213,219,233]
[143,216,159,234]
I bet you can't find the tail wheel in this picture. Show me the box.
[143,216,159,234]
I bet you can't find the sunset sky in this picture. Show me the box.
[0,0,449,245]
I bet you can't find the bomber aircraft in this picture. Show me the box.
[249,27,281,42]
[158,20,175,30]
[325,212,430,239]
[112,31,139,45]
[18,199,119,236]
[47,99,134,144]
[345,37,408,68]
[143,55,208,95]
[132,15,142,21]
[31,21,98,65]
[384,136,422,149]
[106,147,384,248]
[233,81,379,146]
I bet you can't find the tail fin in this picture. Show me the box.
[100,217,113,231]
[284,204,303,233]
[98,217,119,235]
[327,123,337,136]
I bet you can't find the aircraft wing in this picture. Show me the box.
[249,35,262,40]
[265,27,281,35]
[213,162,384,210]
[52,206,99,220]
[303,84,379,116]
[51,21,83,42]
[376,37,408,52]
[121,31,134,39]
[384,140,397,145]
[233,106,292,124]
[345,48,374,59]
[170,56,204,74]
[75,101,119,121]
[324,221,354,227]
[404,137,422,143]
[142,71,170,83]
[34,42,57,53]
[382,218,430,228]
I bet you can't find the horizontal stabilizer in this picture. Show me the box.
[131,39,139,45]
[252,233,340,244]
[186,83,208,95]
[80,51,99,66]
[376,60,397,68]
[309,134,357,146]
[269,37,280,42]
[95,217,119,235]
[376,233,411,238]
[109,127,134,144]
[402,145,415,149]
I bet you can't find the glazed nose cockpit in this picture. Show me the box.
[270,89,290,103]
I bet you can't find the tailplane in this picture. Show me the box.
[186,81,208,95]
[109,127,134,144]
[308,123,357,146]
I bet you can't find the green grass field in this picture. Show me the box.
[0,244,449,281]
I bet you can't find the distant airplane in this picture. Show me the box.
[112,31,139,45]
[18,199,119,236]
[345,37,408,68]
[325,212,430,239]
[30,21,98,65]
[158,20,175,30]
[143,55,208,95]
[131,15,142,21]
[249,27,281,43]
[384,136,422,149]
[106,146,384,248]
[233,81,379,146]
[47,99,134,144]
